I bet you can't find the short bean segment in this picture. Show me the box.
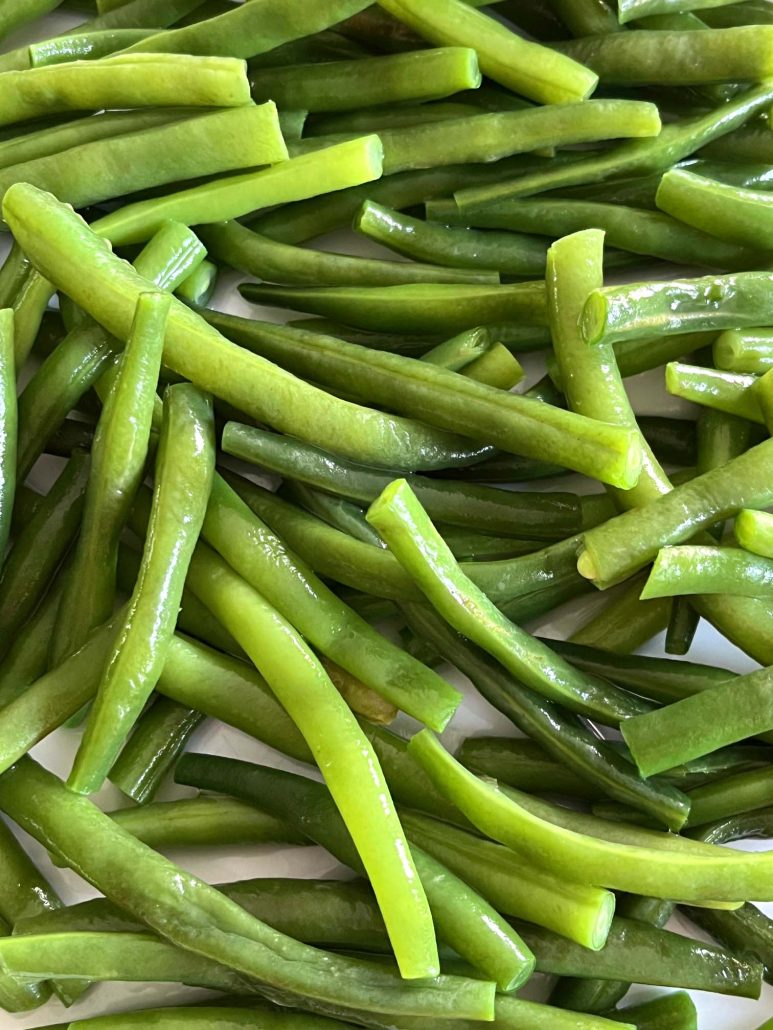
[715,328,773,374]
[68,384,215,796]
[222,424,582,540]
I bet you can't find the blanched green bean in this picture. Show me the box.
[0,311,15,562]
[643,544,773,600]
[578,437,773,588]
[666,361,762,422]
[200,220,500,287]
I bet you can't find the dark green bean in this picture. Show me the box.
[200,220,500,287]
[109,697,203,805]
[281,482,384,548]
[222,425,582,540]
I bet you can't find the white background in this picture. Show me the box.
[2,6,773,1028]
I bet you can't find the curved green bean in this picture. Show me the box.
[69,385,214,795]
[375,0,599,103]
[209,309,643,489]
[222,425,581,540]
[0,757,493,1020]
[200,220,500,287]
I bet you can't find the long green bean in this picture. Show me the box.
[69,385,214,795]
[5,183,491,472]
[0,311,15,561]
[222,425,581,540]
[0,757,494,1020]
[207,310,643,489]
[200,220,500,287]
[455,80,773,207]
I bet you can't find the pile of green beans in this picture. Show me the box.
[3,2,773,1027]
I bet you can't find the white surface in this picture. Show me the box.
[2,7,773,1028]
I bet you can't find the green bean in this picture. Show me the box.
[569,574,673,654]
[666,361,762,422]
[203,474,460,727]
[30,29,156,65]
[109,698,203,805]
[294,101,660,178]
[0,56,250,129]
[456,342,523,389]
[51,292,169,670]
[715,328,773,373]
[183,550,439,979]
[226,471,589,609]
[354,200,549,276]
[683,901,773,985]
[700,123,773,166]
[618,0,742,22]
[92,133,382,246]
[556,27,773,85]
[401,600,700,828]
[577,436,773,588]
[121,0,374,56]
[177,752,535,988]
[0,105,288,214]
[0,451,88,659]
[736,507,773,559]
[175,259,217,308]
[223,425,581,540]
[437,529,538,561]
[250,47,480,111]
[11,268,54,368]
[0,311,14,563]
[606,992,697,1029]
[368,481,660,735]
[643,543,773,600]
[657,166,773,251]
[0,757,494,1020]
[200,220,499,287]
[441,194,768,269]
[308,100,483,137]
[6,183,488,472]
[42,1005,351,1029]
[281,482,383,548]
[69,385,214,795]
[249,155,573,244]
[375,0,598,103]
[0,576,64,710]
[0,816,80,1006]
[455,80,773,207]
[208,310,643,489]
[0,0,62,42]
[81,0,204,29]
[459,736,603,798]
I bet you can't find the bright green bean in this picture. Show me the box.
[578,436,773,587]
[643,544,773,599]
[0,105,287,213]
[183,548,439,980]
[658,166,773,250]
[618,0,743,22]
[200,220,499,287]
[69,385,214,795]
[666,361,762,422]
[175,259,217,308]
[209,309,643,489]
[0,757,493,1020]
[0,55,250,129]
[715,328,773,373]
[0,0,62,42]
[376,0,598,103]
[409,729,773,901]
